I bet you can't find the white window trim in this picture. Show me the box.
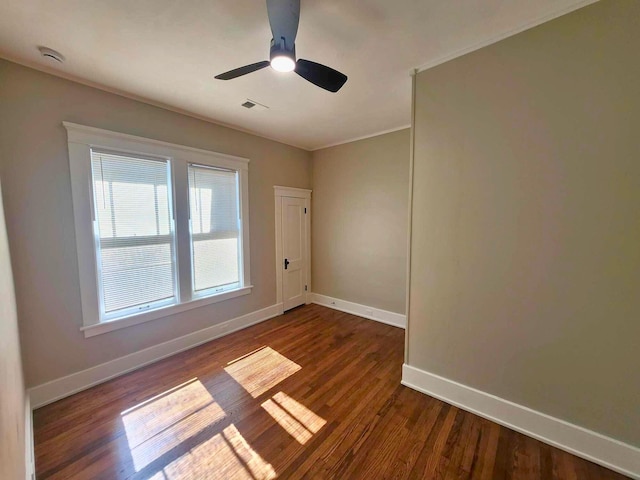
[65,122,251,338]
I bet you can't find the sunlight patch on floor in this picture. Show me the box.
[224,346,301,397]
[161,424,276,480]
[261,391,326,444]
[121,378,226,471]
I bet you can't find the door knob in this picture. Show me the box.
[284,258,290,270]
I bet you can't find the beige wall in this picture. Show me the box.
[408,0,640,447]
[312,129,410,314]
[0,59,311,387]
[0,179,27,480]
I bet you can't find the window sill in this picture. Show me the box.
[81,286,253,338]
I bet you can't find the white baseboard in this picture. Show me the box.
[310,293,406,329]
[402,364,640,479]
[29,303,284,409]
[25,395,34,480]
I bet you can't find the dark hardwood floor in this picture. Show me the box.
[34,304,627,479]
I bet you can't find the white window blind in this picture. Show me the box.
[188,164,241,295]
[91,149,177,320]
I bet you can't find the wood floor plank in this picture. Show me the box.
[33,304,629,479]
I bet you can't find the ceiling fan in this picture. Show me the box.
[215,0,347,93]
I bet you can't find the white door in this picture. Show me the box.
[282,196,307,311]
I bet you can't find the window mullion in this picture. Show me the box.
[171,159,194,304]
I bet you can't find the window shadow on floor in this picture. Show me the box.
[119,345,325,479]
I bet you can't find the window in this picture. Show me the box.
[91,150,178,320]
[188,164,242,296]
[66,123,251,337]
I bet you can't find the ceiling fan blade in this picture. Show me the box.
[215,61,270,80]
[266,0,300,50]
[295,59,347,92]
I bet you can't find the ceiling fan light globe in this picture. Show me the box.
[271,56,295,72]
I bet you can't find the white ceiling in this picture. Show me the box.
[0,0,595,150]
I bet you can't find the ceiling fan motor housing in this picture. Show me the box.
[270,38,296,64]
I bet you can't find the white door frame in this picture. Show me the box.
[274,186,311,310]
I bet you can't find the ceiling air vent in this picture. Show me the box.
[241,99,269,111]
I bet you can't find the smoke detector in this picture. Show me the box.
[38,46,65,63]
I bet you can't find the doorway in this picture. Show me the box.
[274,186,311,312]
